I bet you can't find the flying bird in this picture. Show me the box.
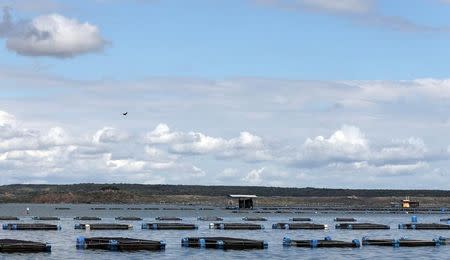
[122,112,128,116]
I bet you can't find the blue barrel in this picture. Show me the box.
[76,236,86,249]
[311,239,318,248]
[160,240,166,250]
[141,223,147,229]
[352,239,361,247]
[181,237,189,247]
[45,244,52,252]
[282,237,291,247]
[12,224,17,230]
[108,240,119,251]
[216,240,224,249]
[152,223,157,230]
[2,224,8,230]
[263,241,268,249]
[324,236,332,241]
[411,216,418,223]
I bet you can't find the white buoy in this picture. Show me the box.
[26,207,30,215]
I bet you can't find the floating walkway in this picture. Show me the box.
[3,223,61,230]
[181,237,268,250]
[74,217,102,221]
[362,237,443,247]
[336,223,390,230]
[115,217,143,221]
[209,223,264,230]
[0,239,51,252]
[272,223,327,230]
[242,217,267,221]
[291,217,312,222]
[197,216,223,221]
[283,237,360,248]
[0,216,19,221]
[142,223,198,230]
[75,224,132,230]
[334,218,357,222]
[155,217,182,221]
[32,216,60,221]
[76,237,165,251]
[398,223,450,230]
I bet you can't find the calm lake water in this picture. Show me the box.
[0,204,449,259]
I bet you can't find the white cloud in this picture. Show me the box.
[93,127,128,144]
[0,9,107,58]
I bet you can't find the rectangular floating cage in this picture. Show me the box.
[32,217,60,221]
[115,217,143,221]
[283,237,360,248]
[181,237,268,250]
[197,217,223,221]
[290,218,312,222]
[0,216,20,221]
[3,223,61,231]
[76,237,165,251]
[209,223,264,230]
[362,237,443,247]
[74,217,102,221]
[398,223,450,230]
[0,239,51,253]
[155,217,182,221]
[142,223,198,230]
[334,218,357,222]
[75,224,133,230]
[272,223,327,230]
[242,217,267,221]
[336,223,390,230]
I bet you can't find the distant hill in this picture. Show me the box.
[0,184,448,204]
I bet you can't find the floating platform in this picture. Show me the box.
[209,223,264,230]
[291,217,312,222]
[283,236,360,248]
[0,216,19,221]
[109,208,124,210]
[76,237,165,251]
[362,237,442,247]
[242,217,267,221]
[336,223,390,230]
[0,239,51,252]
[3,223,61,230]
[75,224,132,230]
[127,208,142,210]
[182,237,268,250]
[142,223,198,230]
[155,217,182,221]
[399,223,450,230]
[55,207,70,210]
[32,217,60,221]
[440,218,450,222]
[74,217,102,221]
[91,208,106,210]
[115,217,143,221]
[334,218,357,222]
[272,223,327,230]
[197,216,223,221]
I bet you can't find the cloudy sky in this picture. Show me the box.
[1,0,450,188]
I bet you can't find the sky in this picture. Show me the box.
[1,0,450,188]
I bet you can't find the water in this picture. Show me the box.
[0,204,449,259]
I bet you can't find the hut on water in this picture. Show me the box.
[228,195,257,209]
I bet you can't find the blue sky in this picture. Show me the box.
[1,0,450,188]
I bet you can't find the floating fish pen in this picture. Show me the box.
[127,208,142,210]
[336,223,390,230]
[275,211,293,214]
[242,217,267,221]
[32,217,60,221]
[398,223,450,230]
[362,237,442,247]
[142,223,198,230]
[144,208,160,210]
[197,216,223,221]
[74,217,102,221]
[115,216,143,221]
[3,223,61,230]
[283,236,360,248]
[75,224,132,230]
[291,217,312,222]
[334,218,357,222]
[181,237,268,250]
[272,223,327,230]
[76,237,165,251]
[55,207,70,210]
[109,208,124,210]
[0,216,19,221]
[199,208,214,211]
[91,208,106,210]
[0,239,51,253]
[163,208,178,210]
[180,208,196,211]
[254,211,272,214]
[440,218,450,222]
[209,223,264,230]
[155,217,182,221]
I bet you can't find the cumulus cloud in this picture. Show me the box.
[93,127,128,144]
[0,8,107,58]
[146,124,272,161]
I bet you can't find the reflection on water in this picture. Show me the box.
[0,204,448,259]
